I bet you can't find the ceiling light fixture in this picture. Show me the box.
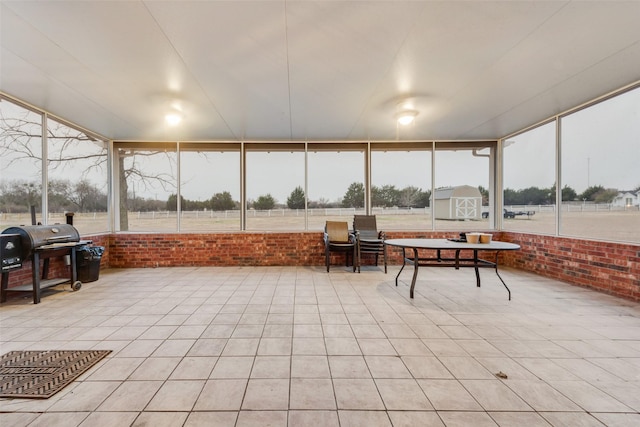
[165,111,183,126]
[396,110,418,125]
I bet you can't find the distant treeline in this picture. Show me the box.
[1,179,628,213]
[504,184,621,205]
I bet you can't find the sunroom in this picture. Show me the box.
[1,2,640,426]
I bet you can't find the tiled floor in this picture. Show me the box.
[1,265,640,426]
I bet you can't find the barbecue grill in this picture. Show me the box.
[1,224,91,304]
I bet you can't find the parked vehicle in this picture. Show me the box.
[482,209,535,219]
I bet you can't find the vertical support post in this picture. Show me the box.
[240,141,246,231]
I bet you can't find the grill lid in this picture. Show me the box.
[1,224,80,259]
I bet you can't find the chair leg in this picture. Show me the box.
[383,245,388,274]
[326,247,330,272]
[354,247,359,273]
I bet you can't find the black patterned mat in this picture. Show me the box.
[0,350,111,399]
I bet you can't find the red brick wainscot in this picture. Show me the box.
[107,231,460,269]
[499,232,640,301]
[108,232,326,268]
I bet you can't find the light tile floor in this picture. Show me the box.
[1,265,640,426]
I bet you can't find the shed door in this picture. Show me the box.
[455,197,478,219]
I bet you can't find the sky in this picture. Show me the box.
[504,88,640,195]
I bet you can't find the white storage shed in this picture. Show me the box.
[433,185,483,220]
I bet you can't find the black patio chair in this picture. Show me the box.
[324,221,357,272]
[353,214,387,273]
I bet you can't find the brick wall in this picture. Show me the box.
[107,232,326,267]
[5,231,639,302]
[106,231,459,268]
[498,232,640,301]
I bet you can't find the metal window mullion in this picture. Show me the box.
[556,116,561,237]
[240,142,246,231]
[176,142,181,231]
[304,142,308,230]
[108,139,115,232]
[365,142,371,215]
[495,141,503,230]
[431,140,435,230]
[41,112,48,225]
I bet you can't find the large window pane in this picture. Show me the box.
[180,146,240,231]
[116,144,177,232]
[371,148,431,230]
[0,98,43,229]
[307,147,365,230]
[503,122,556,234]
[560,87,640,243]
[434,143,494,231]
[47,118,109,234]
[246,145,305,230]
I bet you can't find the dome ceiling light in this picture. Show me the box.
[396,109,418,125]
[165,111,183,126]
[152,93,187,127]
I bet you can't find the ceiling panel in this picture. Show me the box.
[1,0,639,142]
[145,1,292,140]
[285,1,424,139]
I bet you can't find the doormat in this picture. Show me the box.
[0,350,111,399]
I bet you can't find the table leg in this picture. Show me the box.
[410,248,419,299]
[395,247,407,287]
[473,250,480,287]
[494,252,511,300]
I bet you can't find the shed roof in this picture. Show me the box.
[433,185,481,200]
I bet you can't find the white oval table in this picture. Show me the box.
[384,238,520,300]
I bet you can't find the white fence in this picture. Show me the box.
[502,204,639,213]
[134,206,431,219]
[1,204,638,225]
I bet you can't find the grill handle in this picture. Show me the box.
[44,235,74,242]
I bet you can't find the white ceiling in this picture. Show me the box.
[1,1,639,142]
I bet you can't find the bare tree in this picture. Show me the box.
[1,104,172,230]
[116,148,177,229]
[1,109,106,219]
[0,111,106,173]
